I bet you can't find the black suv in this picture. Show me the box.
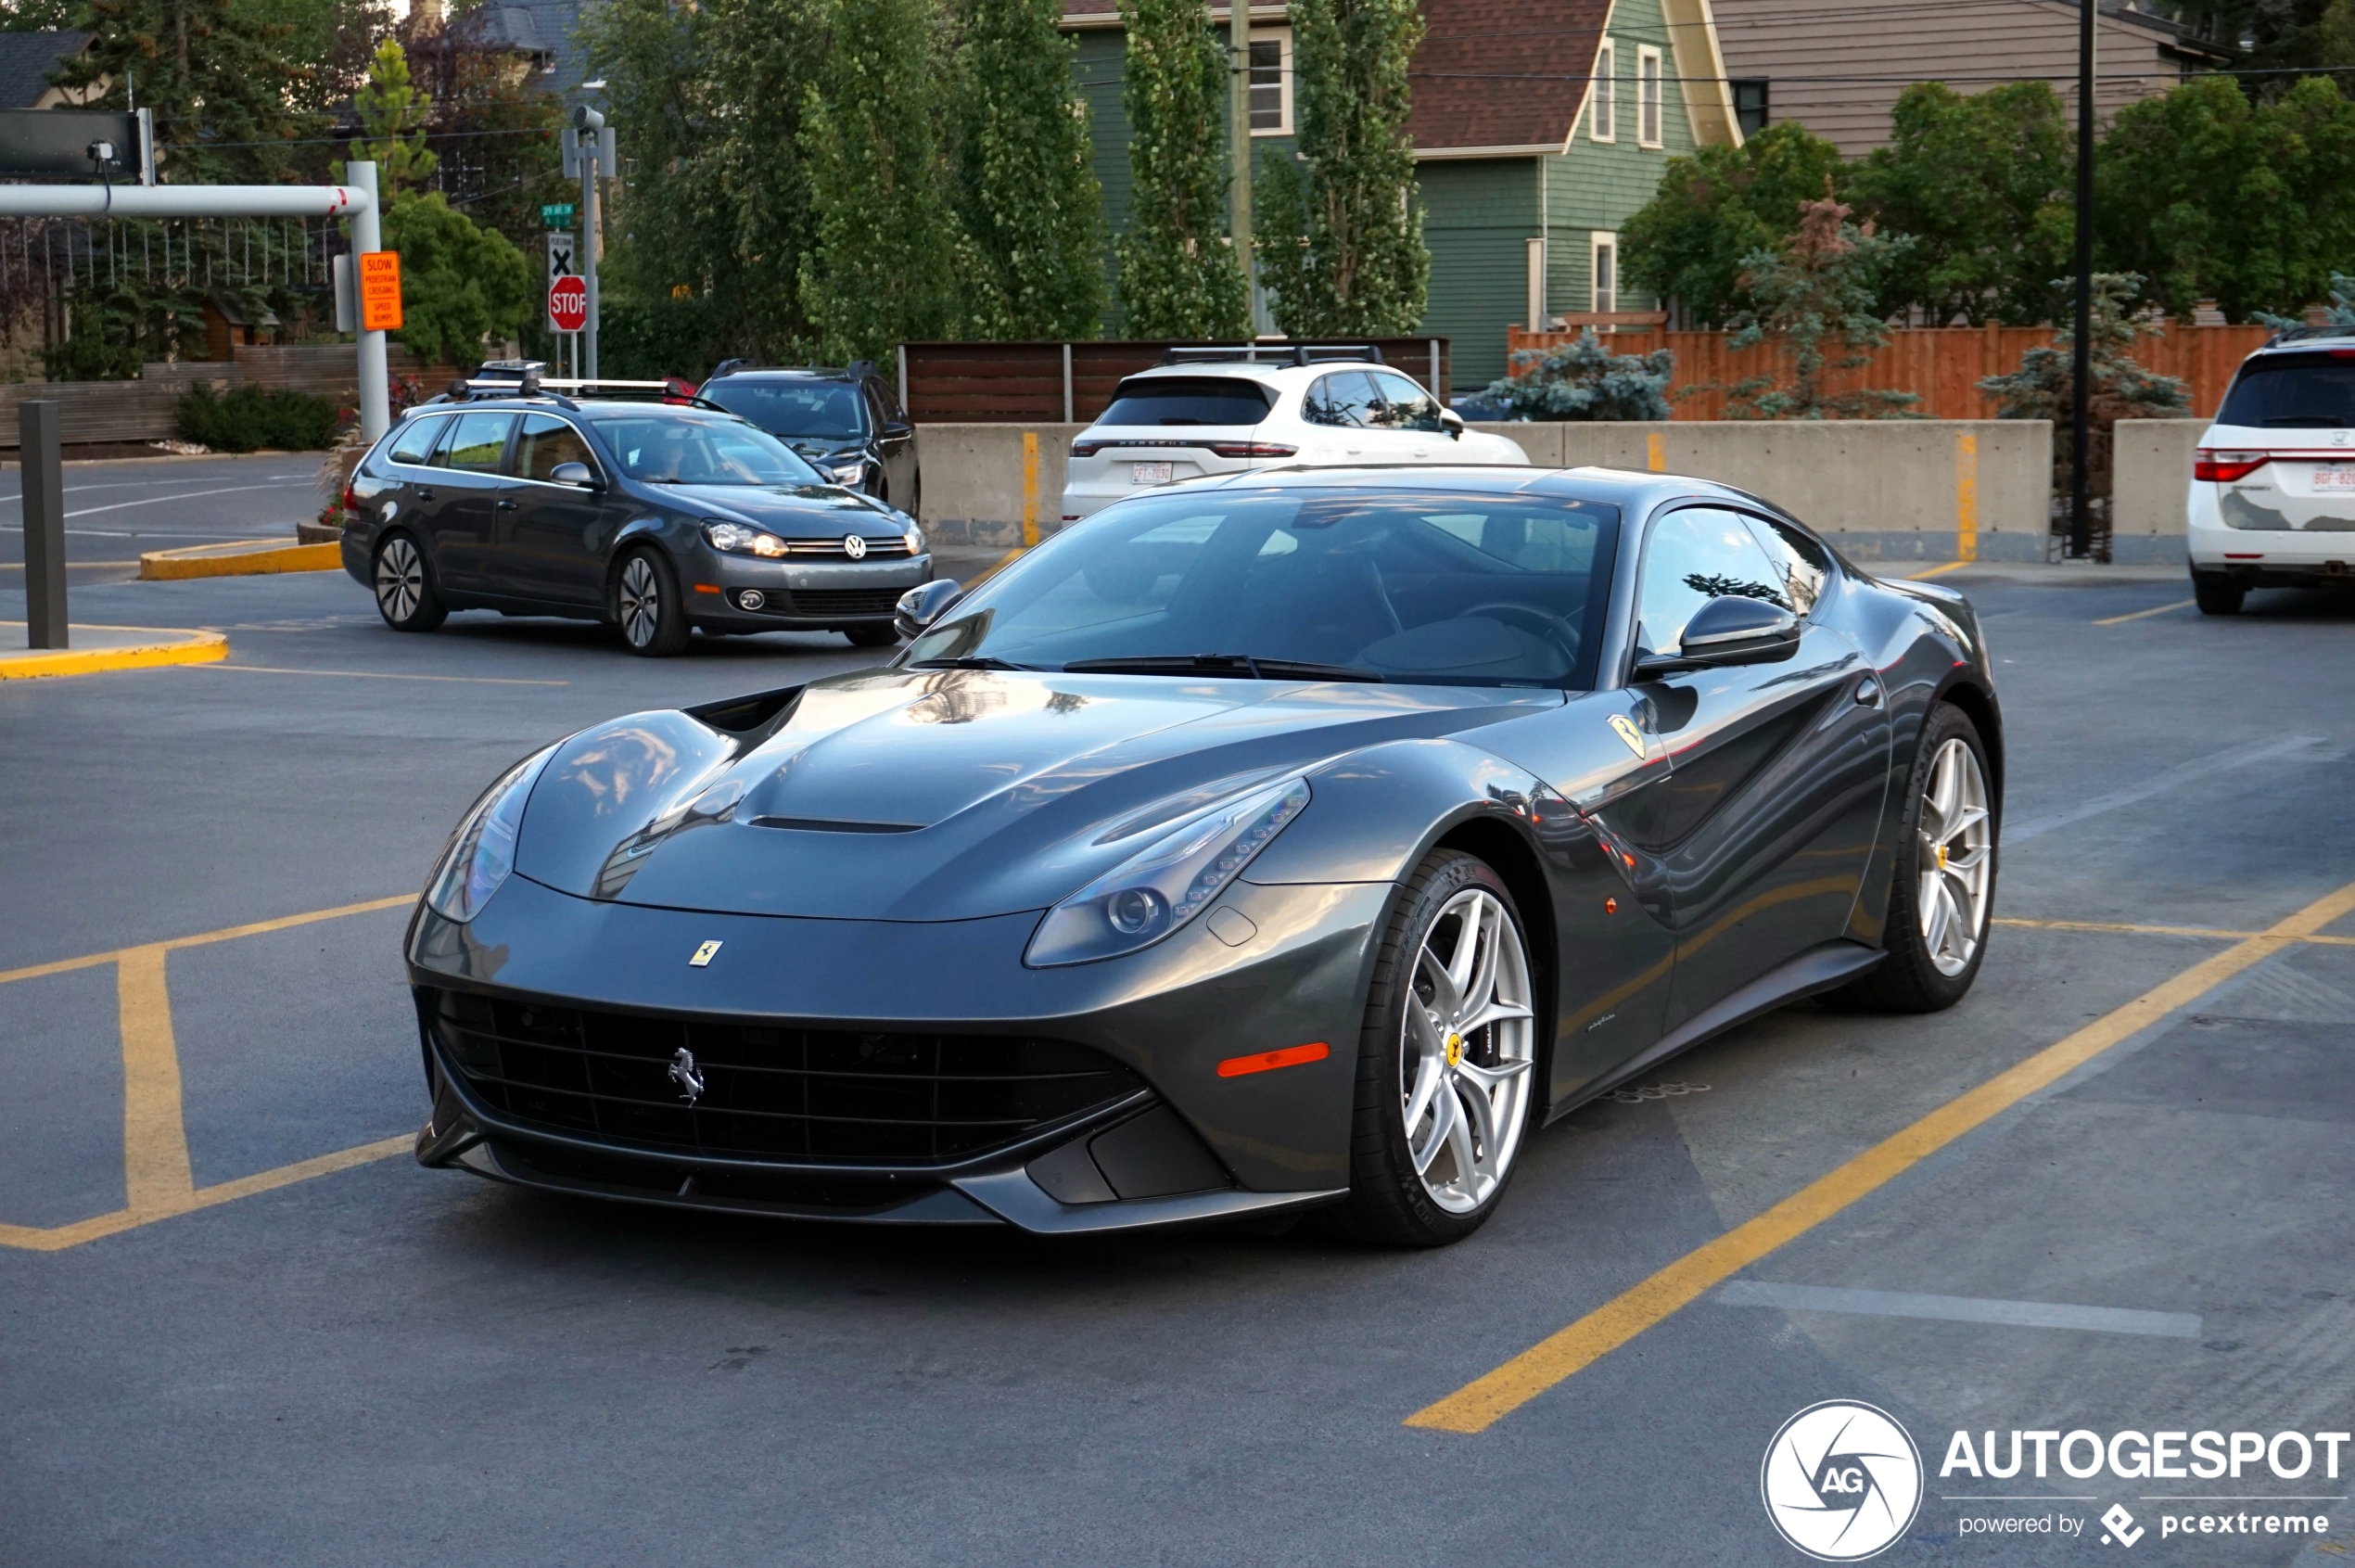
[698,361,920,513]
[339,388,932,656]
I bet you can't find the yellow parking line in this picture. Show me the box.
[2094,598,2197,627]
[188,665,569,687]
[1903,561,1969,580]
[0,894,413,988]
[1993,915,2355,948]
[1404,874,2355,1434]
[0,1137,414,1253]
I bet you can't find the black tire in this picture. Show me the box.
[845,624,899,648]
[1332,850,1540,1247]
[2192,570,2245,616]
[372,532,447,632]
[612,547,691,657]
[1832,703,1997,1013]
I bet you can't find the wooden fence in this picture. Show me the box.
[900,338,1452,425]
[0,344,457,449]
[1504,323,2272,420]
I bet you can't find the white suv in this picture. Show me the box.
[2189,330,2355,612]
[1058,349,1529,526]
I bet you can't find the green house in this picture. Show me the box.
[1061,0,1743,389]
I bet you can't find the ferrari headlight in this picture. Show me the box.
[703,519,788,557]
[425,747,554,923]
[1025,776,1311,967]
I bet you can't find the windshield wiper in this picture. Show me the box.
[905,655,1038,671]
[1061,654,1384,682]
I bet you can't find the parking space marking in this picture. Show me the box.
[1403,874,2355,1435]
[1903,561,1968,580]
[0,895,417,1252]
[187,665,571,687]
[1995,915,2355,948]
[1712,1281,2202,1338]
[2094,598,2197,626]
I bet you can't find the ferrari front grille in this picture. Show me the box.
[426,988,1143,1166]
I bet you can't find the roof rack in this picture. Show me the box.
[1156,343,1387,368]
[2262,324,2355,348]
[703,359,875,382]
[441,375,728,413]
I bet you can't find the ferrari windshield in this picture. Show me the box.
[587,411,822,485]
[905,488,1621,687]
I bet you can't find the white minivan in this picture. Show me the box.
[2188,330,2355,612]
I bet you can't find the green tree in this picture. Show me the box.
[948,0,1106,338]
[338,39,437,194]
[1850,81,2074,326]
[1717,190,1916,419]
[52,0,308,185]
[798,0,956,363]
[1620,123,1848,327]
[1254,0,1429,336]
[1114,0,1247,338]
[382,191,533,367]
[1479,330,1674,421]
[2097,74,2355,320]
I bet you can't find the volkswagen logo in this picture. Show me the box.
[843,533,868,560]
[668,1047,706,1105]
[1761,1400,1923,1561]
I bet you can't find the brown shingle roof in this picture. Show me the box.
[1064,0,1606,152]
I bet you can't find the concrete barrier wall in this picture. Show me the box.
[917,418,2056,562]
[2112,419,2206,544]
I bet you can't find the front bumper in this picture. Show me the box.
[406,871,1387,1231]
[690,550,932,628]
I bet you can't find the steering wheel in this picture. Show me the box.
[1461,602,1582,664]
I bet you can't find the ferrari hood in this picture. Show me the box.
[512,669,1559,921]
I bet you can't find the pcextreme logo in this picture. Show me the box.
[1763,1401,1926,1561]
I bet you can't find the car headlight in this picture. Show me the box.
[425,747,554,923]
[825,461,866,485]
[704,519,788,557]
[1025,776,1311,967]
[903,524,923,554]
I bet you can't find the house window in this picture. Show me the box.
[1589,37,1615,143]
[1732,79,1768,138]
[1636,45,1663,147]
[1591,233,1618,314]
[1249,30,1292,135]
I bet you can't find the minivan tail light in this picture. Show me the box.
[2195,450,2271,482]
[1206,441,1300,459]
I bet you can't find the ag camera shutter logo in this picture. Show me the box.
[1762,1400,1925,1561]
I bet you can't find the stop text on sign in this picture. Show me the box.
[548,274,588,335]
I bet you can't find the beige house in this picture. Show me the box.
[1711,0,2229,156]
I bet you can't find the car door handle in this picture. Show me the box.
[415,488,436,502]
[497,499,517,510]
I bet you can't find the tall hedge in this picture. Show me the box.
[1114,0,1248,338]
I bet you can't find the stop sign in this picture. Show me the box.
[548,274,587,334]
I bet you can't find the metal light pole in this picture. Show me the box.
[1230,2,1253,333]
[348,161,390,441]
[574,106,604,382]
[2069,0,2096,559]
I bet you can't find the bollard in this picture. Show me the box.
[19,400,65,650]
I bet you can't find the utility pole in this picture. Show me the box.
[348,161,390,442]
[1230,1,1253,336]
[2069,0,2095,559]
[573,105,605,381]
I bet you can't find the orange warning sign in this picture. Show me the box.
[358,250,403,332]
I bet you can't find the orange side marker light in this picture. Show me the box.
[1216,1041,1330,1078]
[694,583,723,595]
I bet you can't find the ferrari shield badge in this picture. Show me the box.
[1608,714,1648,759]
[689,939,722,967]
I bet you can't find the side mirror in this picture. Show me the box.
[1631,595,1800,679]
[882,420,912,440]
[549,461,600,489]
[1439,407,1466,440]
[894,578,964,640]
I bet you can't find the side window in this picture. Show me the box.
[1739,514,1833,617]
[514,414,597,482]
[387,414,446,467]
[1371,371,1445,432]
[1306,370,1378,428]
[435,412,516,472]
[861,382,890,433]
[1303,374,1349,427]
[1636,507,1790,654]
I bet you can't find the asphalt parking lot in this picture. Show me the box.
[3,497,2353,1565]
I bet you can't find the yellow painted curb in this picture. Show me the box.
[0,625,228,680]
[138,537,342,580]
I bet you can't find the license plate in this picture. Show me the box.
[1131,461,1174,486]
[2315,466,2355,491]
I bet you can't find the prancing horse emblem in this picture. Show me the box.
[843,533,868,560]
[668,1047,706,1105]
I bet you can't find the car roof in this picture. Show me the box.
[1181,461,1769,513]
[2251,326,2355,354]
[1118,358,1397,389]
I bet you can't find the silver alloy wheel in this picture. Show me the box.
[1400,886,1536,1214]
[1916,736,1993,975]
[618,555,662,648]
[376,537,423,622]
